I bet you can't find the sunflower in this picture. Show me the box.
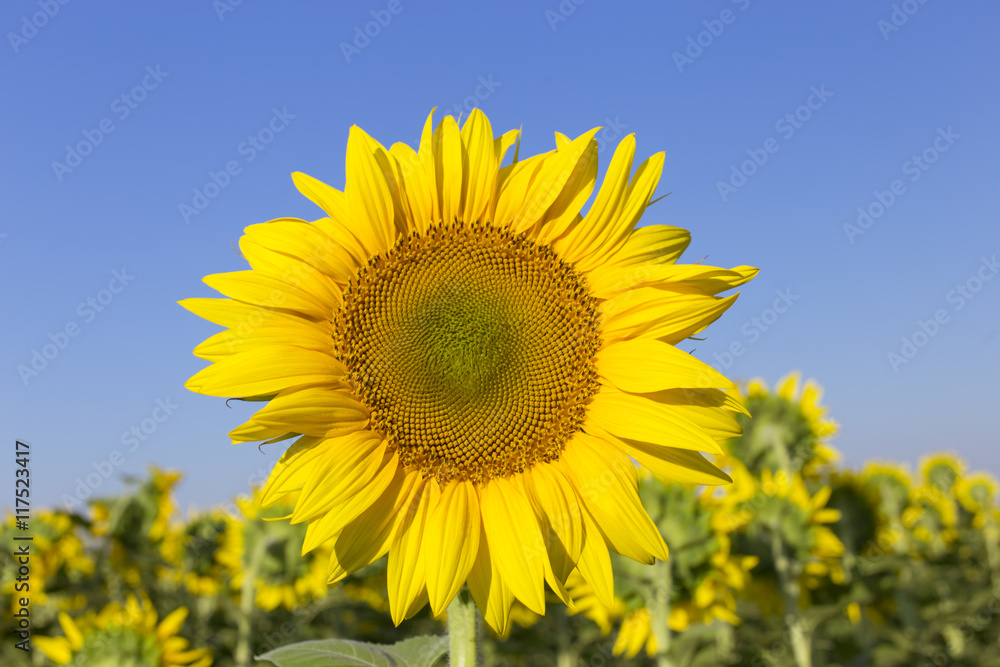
[182,109,755,633]
[34,596,211,667]
[919,452,964,494]
[955,471,998,527]
[159,511,231,596]
[727,373,839,479]
[217,489,330,612]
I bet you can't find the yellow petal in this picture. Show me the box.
[425,480,480,615]
[560,433,669,563]
[433,115,464,224]
[301,450,399,549]
[524,463,584,578]
[508,127,600,235]
[589,261,757,300]
[194,311,333,361]
[327,469,421,581]
[156,608,188,642]
[249,386,369,439]
[596,338,733,393]
[179,297,270,328]
[262,436,337,504]
[388,478,439,624]
[346,126,396,252]
[602,291,739,345]
[574,150,665,272]
[203,270,335,320]
[34,637,73,665]
[58,612,84,650]
[533,133,599,244]
[479,477,548,614]
[587,389,724,455]
[291,172,382,258]
[389,142,435,234]
[460,109,498,224]
[574,507,615,609]
[552,134,634,263]
[243,219,358,283]
[185,346,346,398]
[467,521,515,637]
[598,427,732,485]
[592,224,691,278]
[292,432,387,523]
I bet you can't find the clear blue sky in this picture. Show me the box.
[3,0,998,511]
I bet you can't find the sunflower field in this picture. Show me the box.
[4,373,998,667]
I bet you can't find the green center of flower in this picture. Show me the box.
[337,222,601,484]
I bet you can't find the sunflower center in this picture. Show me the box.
[337,222,601,484]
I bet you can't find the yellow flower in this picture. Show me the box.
[35,597,211,667]
[955,472,998,527]
[182,109,754,634]
[735,373,840,478]
[159,512,231,596]
[920,452,964,493]
[219,489,330,611]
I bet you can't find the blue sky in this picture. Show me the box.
[2,0,998,511]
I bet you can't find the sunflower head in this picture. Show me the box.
[728,373,839,479]
[34,597,210,667]
[919,452,965,494]
[861,462,912,522]
[182,109,755,632]
[955,471,998,524]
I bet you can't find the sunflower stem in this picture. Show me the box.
[555,603,576,667]
[648,558,676,667]
[770,531,811,667]
[234,535,267,667]
[447,588,478,667]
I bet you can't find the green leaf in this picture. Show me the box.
[256,635,448,667]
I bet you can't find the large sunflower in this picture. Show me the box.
[182,109,755,633]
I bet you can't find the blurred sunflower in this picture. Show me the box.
[159,512,231,596]
[34,596,211,667]
[183,108,755,633]
[90,468,182,589]
[218,489,329,611]
[725,372,838,479]
[955,471,998,527]
[567,476,758,659]
[920,452,964,494]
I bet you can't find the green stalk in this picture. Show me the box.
[770,532,811,667]
[984,511,1000,587]
[447,588,478,667]
[554,603,575,667]
[234,536,267,667]
[647,559,676,667]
